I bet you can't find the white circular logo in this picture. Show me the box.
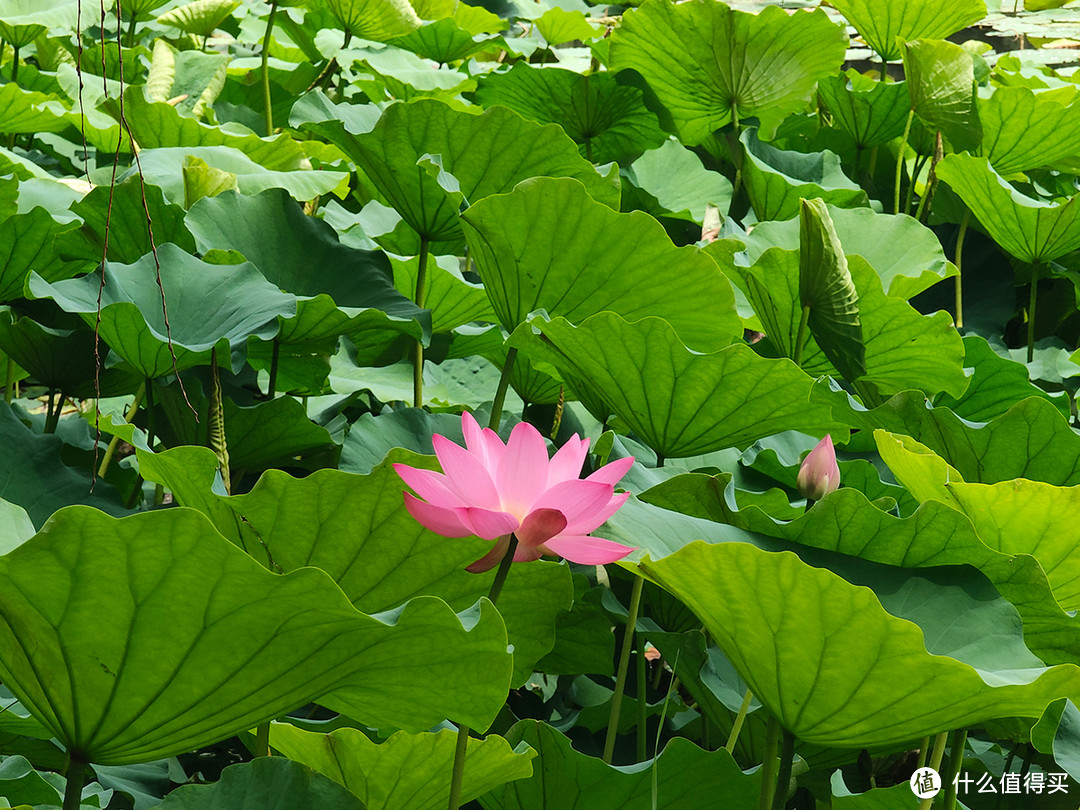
[910,767,942,799]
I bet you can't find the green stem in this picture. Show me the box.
[1028,264,1040,364]
[98,382,146,478]
[261,0,279,136]
[447,722,471,810]
[10,44,17,83]
[4,356,13,404]
[793,304,811,366]
[759,715,781,810]
[954,211,970,329]
[448,534,519,810]
[413,238,430,409]
[144,378,156,450]
[868,146,879,177]
[603,575,645,764]
[636,631,648,761]
[44,390,61,433]
[725,688,754,753]
[255,721,270,757]
[906,153,928,217]
[894,109,915,215]
[488,347,517,430]
[917,732,949,810]
[942,729,967,810]
[916,736,931,769]
[771,728,796,810]
[267,339,280,398]
[63,755,85,810]
[126,13,138,48]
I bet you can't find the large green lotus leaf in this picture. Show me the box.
[28,244,296,379]
[534,7,598,44]
[798,197,866,386]
[641,472,1080,666]
[0,506,511,764]
[0,404,126,527]
[306,99,618,254]
[729,202,957,300]
[0,207,87,302]
[937,154,1080,263]
[609,1,846,145]
[139,446,573,686]
[151,758,366,810]
[390,17,495,64]
[351,48,477,104]
[0,311,138,398]
[325,0,421,41]
[337,408,465,474]
[904,39,980,153]
[725,247,966,400]
[122,90,306,172]
[937,335,1069,421]
[740,128,869,222]
[479,719,759,810]
[145,39,230,120]
[157,0,239,37]
[475,64,667,166]
[838,392,1080,487]
[642,541,1080,748]
[817,70,910,149]
[510,313,848,459]
[152,382,336,471]
[59,175,196,265]
[461,177,739,352]
[829,0,986,62]
[392,253,493,334]
[186,189,426,345]
[980,85,1080,175]
[0,82,125,152]
[269,725,534,810]
[624,139,733,222]
[129,147,348,206]
[0,0,97,45]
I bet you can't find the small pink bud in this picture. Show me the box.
[796,435,840,502]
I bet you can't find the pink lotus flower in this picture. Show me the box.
[394,413,635,572]
[796,435,841,501]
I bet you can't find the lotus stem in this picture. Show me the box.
[126,13,138,47]
[637,632,648,760]
[771,727,796,810]
[448,533,519,810]
[10,44,17,83]
[255,721,270,757]
[261,0,279,136]
[413,237,430,408]
[44,390,61,433]
[4,357,12,403]
[793,304,811,366]
[725,688,754,753]
[894,109,915,215]
[916,735,931,769]
[905,153,928,217]
[603,574,645,763]
[917,731,949,810]
[954,211,970,329]
[758,715,781,810]
[1028,265,1040,364]
[488,347,517,430]
[98,382,146,478]
[942,728,967,810]
[63,755,86,810]
[267,338,280,397]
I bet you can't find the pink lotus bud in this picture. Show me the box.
[796,435,840,501]
[394,413,635,572]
